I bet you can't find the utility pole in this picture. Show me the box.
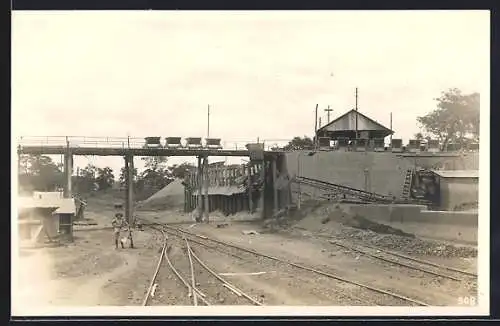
[355,87,359,142]
[314,104,318,134]
[207,104,210,138]
[314,104,318,148]
[325,105,333,123]
[390,112,393,147]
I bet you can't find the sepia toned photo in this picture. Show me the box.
[11,10,489,317]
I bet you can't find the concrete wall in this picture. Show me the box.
[440,178,479,210]
[343,203,477,244]
[286,151,479,198]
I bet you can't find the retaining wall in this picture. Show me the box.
[285,151,479,198]
[343,203,478,244]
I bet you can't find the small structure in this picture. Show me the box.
[205,138,223,149]
[315,109,394,151]
[391,139,403,152]
[185,137,203,149]
[18,195,76,245]
[165,137,183,148]
[144,137,162,148]
[431,170,479,211]
[428,139,440,152]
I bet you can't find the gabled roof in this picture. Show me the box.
[317,109,393,134]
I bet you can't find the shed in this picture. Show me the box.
[315,109,394,147]
[431,170,479,210]
[18,196,76,244]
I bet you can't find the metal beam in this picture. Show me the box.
[247,163,253,213]
[124,156,130,220]
[18,146,281,158]
[203,156,209,223]
[128,155,135,225]
[272,159,278,215]
[197,156,203,222]
[63,151,73,198]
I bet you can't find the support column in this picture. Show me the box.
[260,162,266,219]
[197,156,203,222]
[124,155,134,225]
[272,158,278,215]
[124,156,129,219]
[63,151,73,198]
[128,156,134,225]
[203,156,209,223]
[247,163,253,213]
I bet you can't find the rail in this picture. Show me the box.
[142,223,261,306]
[16,136,295,152]
[159,223,430,306]
[294,176,393,203]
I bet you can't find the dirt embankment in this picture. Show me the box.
[268,201,477,259]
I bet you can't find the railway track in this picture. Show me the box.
[141,224,262,306]
[140,220,432,306]
[326,238,477,282]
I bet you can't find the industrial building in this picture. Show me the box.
[315,109,394,150]
[430,170,479,211]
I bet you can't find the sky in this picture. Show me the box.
[11,10,489,174]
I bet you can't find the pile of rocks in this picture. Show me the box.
[333,227,477,258]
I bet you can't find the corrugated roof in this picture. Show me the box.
[18,196,76,214]
[317,109,393,134]
[432,170,479,178]
[53,198,76,214]
[193,185,246,196]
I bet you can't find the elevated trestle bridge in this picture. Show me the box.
[17,136,288,223]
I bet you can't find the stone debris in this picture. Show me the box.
[242,230,260,235]
[151,284,158,298]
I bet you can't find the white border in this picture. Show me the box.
[11,10,490,317]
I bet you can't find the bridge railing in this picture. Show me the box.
[17,136,294,152]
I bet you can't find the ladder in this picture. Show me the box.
[401,169,413,200]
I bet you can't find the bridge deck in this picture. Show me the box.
[17,145,279,157]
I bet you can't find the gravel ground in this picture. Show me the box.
[13,198,478,311]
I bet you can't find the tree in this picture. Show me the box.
[141,156,168,171]
[96,167,115,191]
[76,164,98,193]
[417,88,479,150]
[169,162,196,179]
[119,166,138,188]
[137,156,172,195]
[140,167,173,190]
[283,136,315,151]
[18,154,64,193]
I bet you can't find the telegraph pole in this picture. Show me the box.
[207,104,210,138]
[314,104,318,148]
[390,112,393,147]
[325,105,333,123]
[355,87,359,141]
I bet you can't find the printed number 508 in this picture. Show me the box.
[458,296,477,306]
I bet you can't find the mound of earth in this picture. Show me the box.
[137,179,185,211]
[292,202,477,258]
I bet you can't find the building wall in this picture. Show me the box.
[440,178,479,210]
[285,151,479,198]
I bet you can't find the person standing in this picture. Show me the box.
[111,213,128,249]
